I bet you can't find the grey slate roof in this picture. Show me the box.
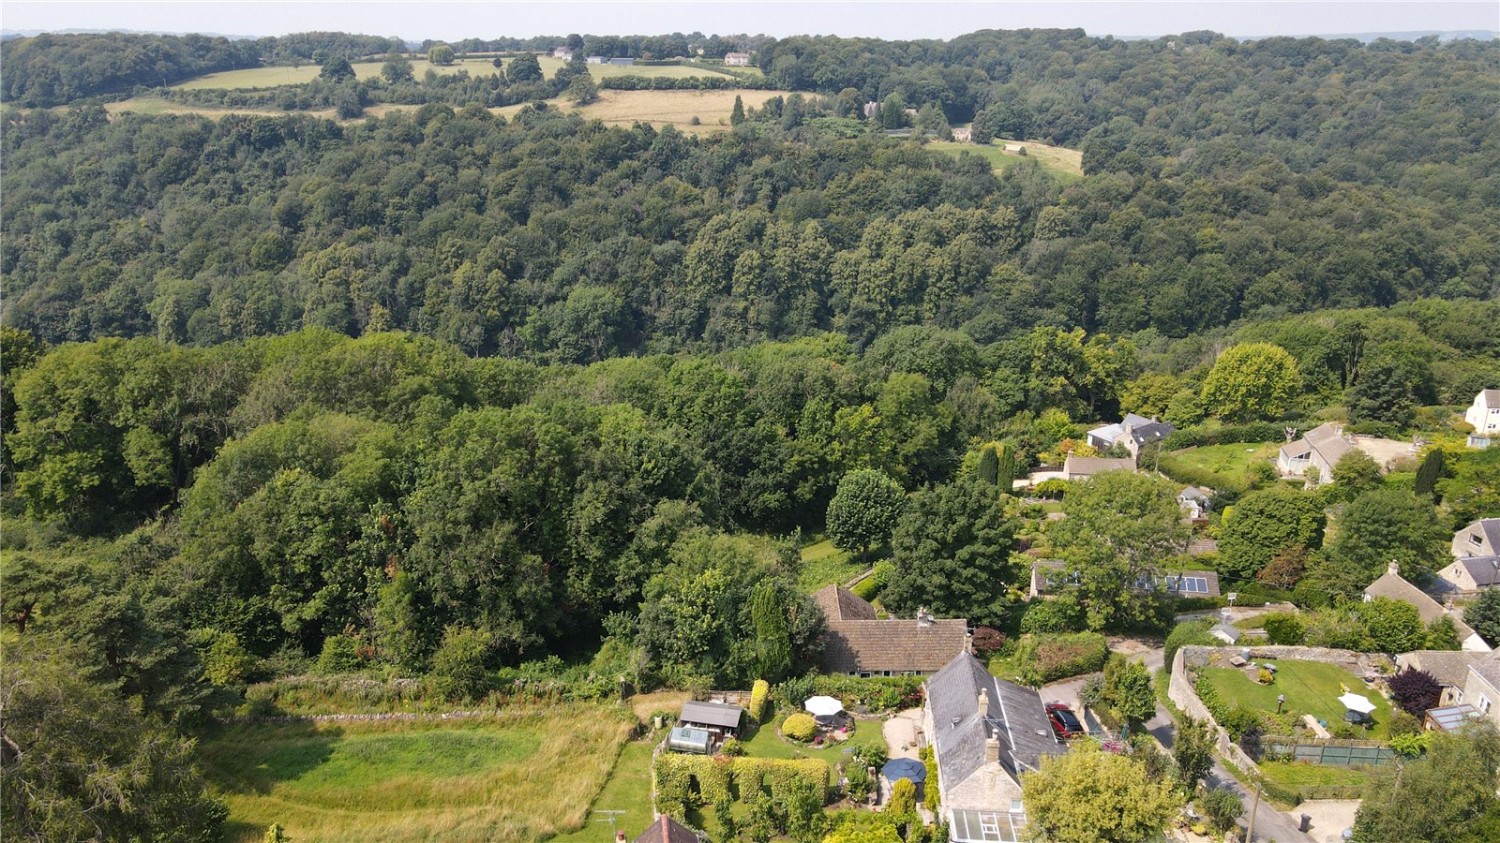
[1482,389,1500,405]
[1280,422,1353,465]
[812,585,969,674]
[1457,557,1500,588]
[1401,651,1488,688]
[1466,519,1500,553]
[1470,651,1500,691]
[927,652,1063,793]
[679,701,744,730]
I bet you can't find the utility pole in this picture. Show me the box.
[1243,782,1262,842]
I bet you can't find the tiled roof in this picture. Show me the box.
[1366,571,1448,625]
[813,584,878,621]
[1401,651,1488,688]
[633,814,699,843]
[927,653,1063,793]
[1365,569,1479,642]
[812,585,969,674]
[1063,455,1135,477]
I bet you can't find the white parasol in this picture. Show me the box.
[804,695,844,718]
[1337,692,1376,715]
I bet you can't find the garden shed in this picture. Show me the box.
[679,700,745,741]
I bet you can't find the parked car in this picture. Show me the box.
[1045,703,1085,739]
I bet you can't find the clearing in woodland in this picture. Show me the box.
[930,138,1084,178]
[200,706,633,842]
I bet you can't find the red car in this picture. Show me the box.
[1045,703,1085,739]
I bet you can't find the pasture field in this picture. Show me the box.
[929,138,1084,178]
[201,706,633,843]
[171,56,743,91]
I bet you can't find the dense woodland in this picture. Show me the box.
[2,26,1500,843]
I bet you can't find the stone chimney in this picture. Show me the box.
[917,607,933,628]
[985,734,1002,764]
[977,691,989,719]
[1388,560,1401,577]
[615,833,627,843]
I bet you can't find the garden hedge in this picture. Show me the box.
[654,753,829,814]
[749,679,771,723]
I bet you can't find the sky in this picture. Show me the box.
[3,0,1497,42]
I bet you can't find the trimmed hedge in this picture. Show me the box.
[654,753,829,814]
[1161,421,1317,451]
[782,713,817,742]
[749,679,771,723]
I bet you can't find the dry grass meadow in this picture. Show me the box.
[201,706,634,842]
[106,89,781,135]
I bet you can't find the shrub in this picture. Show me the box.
[1014,632,1108,685]
[317,634,362,674]
[1262,613,1306,645]
[923,749,940,810]
[1199,788,1244,833]
[845,763,872,803]
[1020,596,1084,634]
[426,625,491,702]
[720,737,746,757]
[782,713,818,742]
[774,674,817,710]
[888,777,917,815]
[1164,620,1216,668]
[1034,478,1069,499]
[971,625,1007,656]
[749,678,771,723]
[1389,710,1423,737]
[1257,668,1275,685]
[1387,668,1442,716]
[1390,730,1434,758]
[808,675,924,711]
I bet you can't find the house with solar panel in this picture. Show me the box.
[1027,559,1220,600]
[924,651,1066,843]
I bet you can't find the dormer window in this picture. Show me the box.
[1473,534,1484,546]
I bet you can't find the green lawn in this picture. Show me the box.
[1258,760,1371,790]
[740,715,885,769]
[929,139,1083,179]
[200,707,633,842]
[549,736,658,842]
[1200,661,1395,740]
[799,539,867,591]
[1159,442,1281,492]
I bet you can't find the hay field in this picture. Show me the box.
[543,89,783,132]
[201,706,633,842]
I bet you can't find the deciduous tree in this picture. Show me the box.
[1199,342,1301,422]
[1022,743,1182,843]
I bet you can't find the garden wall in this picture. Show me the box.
[1168,648,1259,772]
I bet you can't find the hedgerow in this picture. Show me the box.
[654,753,829,815]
